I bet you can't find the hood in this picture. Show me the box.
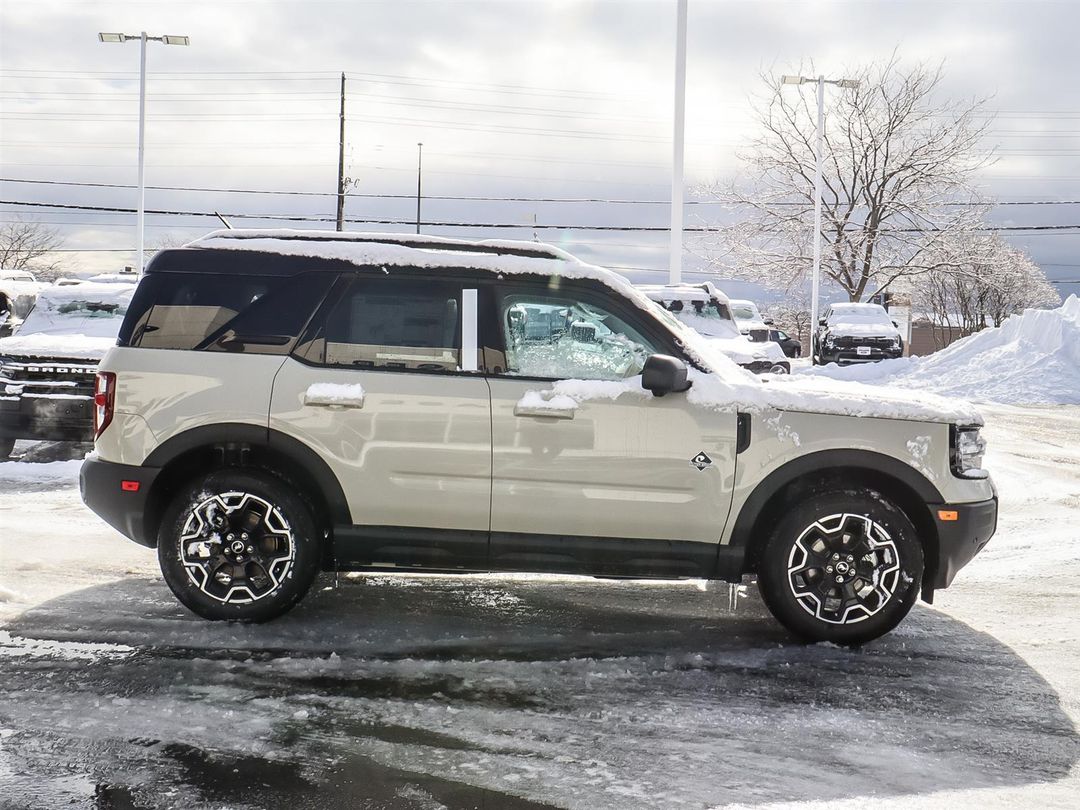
[827,321,902,339]
[0,332,116,361]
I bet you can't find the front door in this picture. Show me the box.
[485,281,738,577]
[269,274,491,568]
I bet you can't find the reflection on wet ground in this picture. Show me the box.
[1,573,1077,809]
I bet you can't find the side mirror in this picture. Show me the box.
[642,354,691,397]
[892,320,899,328]
[818,317,827,326]
[763,317,775,325]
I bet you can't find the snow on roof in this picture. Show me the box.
[34,282,136,306]
[186,229,980,424]
[636,282,731,305]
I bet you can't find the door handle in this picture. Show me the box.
[303,384,365,409]
[514,392,577,420]
[514,404,576,419]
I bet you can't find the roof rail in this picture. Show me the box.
[191,229,570,262]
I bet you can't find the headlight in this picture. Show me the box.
[951,425,987,478]
[824,334,835,348]
[891,336,901,349]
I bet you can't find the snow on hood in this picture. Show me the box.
[186,229,980,424]
[827,321,902,339]
[804,295,1080,406]
[0,332,117,361]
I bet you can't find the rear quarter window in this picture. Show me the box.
[120,271,333,352]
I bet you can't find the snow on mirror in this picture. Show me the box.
[501,294,658,380]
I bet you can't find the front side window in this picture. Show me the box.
[498,291,658,380]
[303,279,461,372]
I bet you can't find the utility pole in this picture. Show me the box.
[335,72,346,231]
[669,0,688,285]
[415,142,423,234]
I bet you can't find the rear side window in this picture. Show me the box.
[297,278,462,372]
[121,272,332,352]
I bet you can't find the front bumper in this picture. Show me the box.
[820,347,903,365]
[925,496,998,592]
[80,456,161,547]
[0,393,94,442]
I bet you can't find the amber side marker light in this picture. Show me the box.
[938,510,959,521]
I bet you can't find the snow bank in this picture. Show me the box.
[804,296,1080,405]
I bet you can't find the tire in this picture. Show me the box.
[0,437,14,460]
[157,469,321,622]
[769,362,790,375]
[757,488,924,645]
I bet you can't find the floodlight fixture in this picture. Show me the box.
[161,35,190,46]
[98,32,126,43]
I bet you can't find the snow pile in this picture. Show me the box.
[303,382,366,405]
[805,295,1080,405]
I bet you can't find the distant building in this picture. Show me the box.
[908,318,973,357]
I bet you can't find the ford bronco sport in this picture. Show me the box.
[80,231,997,644]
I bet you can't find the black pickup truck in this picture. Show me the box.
[0,282,133,459]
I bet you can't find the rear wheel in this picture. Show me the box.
[757,489,923,645]
[157,469,321,622]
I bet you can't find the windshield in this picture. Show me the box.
[827,305,893,326]
[19,291,131,337]
[730,303,759,321]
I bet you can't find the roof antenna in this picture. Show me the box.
[214,211,233,229]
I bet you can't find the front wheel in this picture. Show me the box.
[757,489,923,645]
[157,469,321,622]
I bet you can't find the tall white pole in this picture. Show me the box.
[669,0,687,285]
[136,32,148,275]
[810,75,825,347]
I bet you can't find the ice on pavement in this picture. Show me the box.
[804,295,1080,406]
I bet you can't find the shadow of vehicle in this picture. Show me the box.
[1,573,1076,809]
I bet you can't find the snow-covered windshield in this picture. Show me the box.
[827,304,893,326]
[730,302,761,322]
[18,285,133,338]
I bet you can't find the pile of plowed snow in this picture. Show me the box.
[803,295,1080,405]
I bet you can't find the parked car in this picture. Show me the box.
[638,283,789,374]
[0,282,135,459]
[728,298,772,339]
[80,230,996,644]
[0,272,43,338]
[768,328,802,358]
[814,302,904,366]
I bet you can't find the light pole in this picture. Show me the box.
[780,74,858,354]
[415,142,423,235]
[669,0,688,285]
[98,32,190,274]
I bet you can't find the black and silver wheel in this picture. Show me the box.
[757,489,923,644]
[769,362,790,375]
[157,470,321,622]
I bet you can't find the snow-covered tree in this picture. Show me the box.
[915,233,1060,337]
[698,56,994,302]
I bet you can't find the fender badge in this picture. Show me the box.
[690,451,713,471]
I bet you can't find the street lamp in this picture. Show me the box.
[780,74,859,351]
[98,32,190,274]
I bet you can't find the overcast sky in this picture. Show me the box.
[1,0,1078,299]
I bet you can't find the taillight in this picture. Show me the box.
[94,371,116,438]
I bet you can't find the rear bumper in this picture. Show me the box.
[926,497,998,591]
[80,456,160,547]
[0,394,94,442]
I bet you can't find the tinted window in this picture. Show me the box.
[497,291,658,380]
[303,279,461,372]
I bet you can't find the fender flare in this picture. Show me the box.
[727,448,944,559]
[144,422,351,526]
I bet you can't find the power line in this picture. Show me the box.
[4,198,1080,234]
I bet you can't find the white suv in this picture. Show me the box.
[80,230,997,644]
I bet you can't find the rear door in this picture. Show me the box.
[484,279,738,577]
[269,272,492,569]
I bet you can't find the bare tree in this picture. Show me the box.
[0,219,65,281]
[915,234,1059,337]
[699,56,995,302]
[764,288,813,354]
